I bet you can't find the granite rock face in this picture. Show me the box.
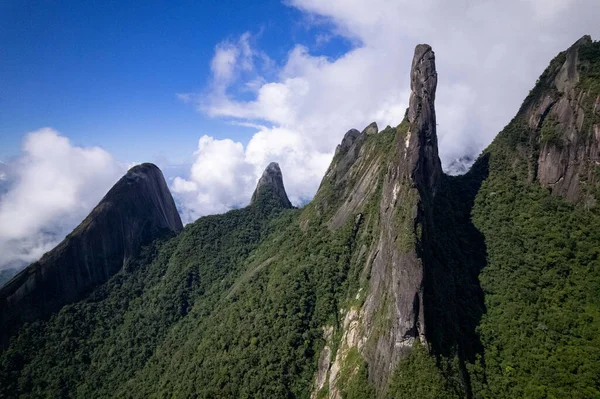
[362,122,379,136]
[313,44,444,395]
[250,162,293,209]
[0,163,183,343]
[523,35,600,206]
[335,128,361,156]
[361,44,442,388]
[407,44,442,196]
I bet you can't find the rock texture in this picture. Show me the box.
[0,163,183,343]
[335,128,361,156]
[250,162,293,208]
[361,43,442,388]
[313,44,443,396]
[407,44,442,196]
[327,123,382,229]
[522,35,600,206]
[362,122,379,136]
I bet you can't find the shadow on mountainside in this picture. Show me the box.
[423,153,490,394]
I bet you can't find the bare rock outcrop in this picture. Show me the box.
[313,44,444,396]
[361,43,442,388]
[0,163,183,344]
[362,122,379,136]
[407,44,442,196]
[523,35,600,205]
[250,162,293,209]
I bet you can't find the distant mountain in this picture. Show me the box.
[0,163,182,343]
[444,154,475,175]
[1,37,599,399]
[0,267,19,289]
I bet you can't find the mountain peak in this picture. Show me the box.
[250,162,293,209]
[554,35,592,92]
[0,163,182,344]
[362,121,378,135]
[517,34,599,204]
[406,43,442,196]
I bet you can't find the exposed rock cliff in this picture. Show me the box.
[520,35,600,206]
[407,44,442,196]
[312,44,443,397]
[250,162,293,209]
[0,163,182,343]
[361,43,443,389]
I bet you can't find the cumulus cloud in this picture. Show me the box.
[174,0,599,220]
[0,128,125,269]
[172,129,331,223]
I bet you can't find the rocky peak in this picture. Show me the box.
[335,128,361,156]
[554,35,591,92]
[522,35,600,205]
[114,163,184,232]
[362,122,378,135]
[406,44,442,196]
[1,163,182,344]
[250,162,293,209]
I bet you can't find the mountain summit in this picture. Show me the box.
[516,35,599,205]
[407,44,442,195]
[0,163,182,343]
[250,162,293,209]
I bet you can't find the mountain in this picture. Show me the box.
[0,268,18,289]
[1,37,599,399]
[0,163,183,344]
[250,162,293,209]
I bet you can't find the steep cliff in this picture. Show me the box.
[515,35,600,206]
[307,43,447,397]
[464,35,600,399]
[0,163,182,343]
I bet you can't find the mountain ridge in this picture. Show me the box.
[0,36,599,399]
[0,163,183,344]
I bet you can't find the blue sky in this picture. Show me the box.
[0,0,350,163]
[0,0,599,269]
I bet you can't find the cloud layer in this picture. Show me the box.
[0,129,125,269]
[174,0,600,220]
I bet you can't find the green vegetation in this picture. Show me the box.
[338,348,376,399]
[469,149,600,399]
[1,188,293,398]
[540,115,562,147]
[579,40,600,94]
[387,344,461,399]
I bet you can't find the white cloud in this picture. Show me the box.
[0,128,125,269]
[172,129,330,223]
[211,44,240,86]
[175,0,599,220]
